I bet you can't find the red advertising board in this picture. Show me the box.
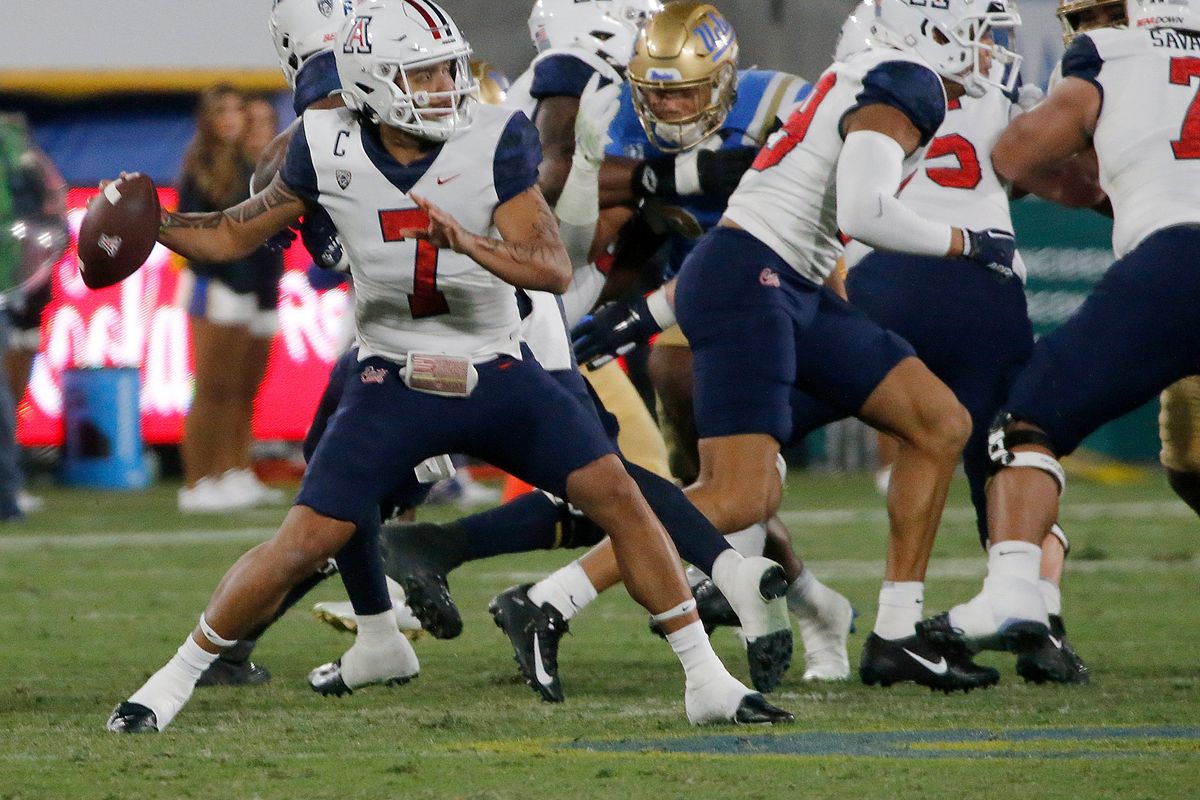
[16,187,350,446]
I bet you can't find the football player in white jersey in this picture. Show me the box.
[106,0,790,733]
[574,0,1027,691]
[794,0,1088,685]
[1056,0,1200,519]
[920,0,1200,656]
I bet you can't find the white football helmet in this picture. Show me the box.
[335,0,477,142]
[1125,0,1200,32]
[835,1,876,62]
[869,0,1023,98]
[270,0,357,89]
[528,0,663,68]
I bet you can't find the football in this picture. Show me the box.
[76,172,161,289]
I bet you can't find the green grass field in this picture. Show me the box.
[1,471,1197,799]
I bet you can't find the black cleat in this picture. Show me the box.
[105,702,159,733]
[860,629,1000,693]
[1016,614,1090,684]
[398,572,462,640]
[918,610,1049,655]
[489,584,568,703]
[382,521,465,639]
[648,578,740,638]
[307,659,416,697]
[734,693,795,725]
[196,656,272,687]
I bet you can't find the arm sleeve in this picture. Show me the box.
[530,54,597,100]
[279,119,320,206]
[836,130,953,258]
[493,112,543,204]
[843,60,947,146]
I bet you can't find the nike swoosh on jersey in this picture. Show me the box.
[436,174,461,185]
[902,648,949,675]
[532,633,553,686]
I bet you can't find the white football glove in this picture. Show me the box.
[1016,83,1045,112]
[574,72,622,169]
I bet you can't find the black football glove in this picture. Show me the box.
[300,208,347,271]
[572,295,663,369]
[962,228,1017,281]
[633,147,759,199]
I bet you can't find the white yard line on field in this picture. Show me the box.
[0,499,1193,557]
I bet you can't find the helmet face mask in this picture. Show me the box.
[627,2,738,152]
[528,0,664,69]
[335,0,479,142]
[270,0,356,89]
[869,0,1023,98]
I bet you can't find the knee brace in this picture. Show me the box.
[987,412,1066,495]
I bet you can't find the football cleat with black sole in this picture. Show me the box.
[105,702,159,733]
[1016,614,1090,684]
[648,578,740,638]
[307,659,417,697]
[734,693,796,725]
[733,562,793,694]
[489,584,568,703]
[860,631,1000,693]
[917,610,1050,655]
[196,656,272,687]
[398,572,462,640]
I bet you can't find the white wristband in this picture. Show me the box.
[673,149,702,196]
[645,287,676,330]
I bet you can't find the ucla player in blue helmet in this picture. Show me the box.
[498,2,862,687]
[920,0,1200,668]
[574,0,1031,691]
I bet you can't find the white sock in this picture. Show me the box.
[354,609,401,645]
[127,636,217,730]
[665,620,727,686]
[949,541,1047,638]
[527,560,597,621]
[873,581,924,640]
[708,549,743,599]
[786,568,820,618]
[1038,578,1062,617]
[723,522,767,557]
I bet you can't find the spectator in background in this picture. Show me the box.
[0,114,68,520]
[176,85,282,513]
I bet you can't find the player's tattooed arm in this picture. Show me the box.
[158,175,306,263]
[411,188,571,293]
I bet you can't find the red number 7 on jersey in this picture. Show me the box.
[379,208,450,319]
[1170,56,1200,160]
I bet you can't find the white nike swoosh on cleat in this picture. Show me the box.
[532,633,553,686]
[1048,635,1063,649]
[902,648,949,675]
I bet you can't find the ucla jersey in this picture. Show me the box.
[724,48,947,285]
[846,85,1027,281]
[605,69,811,278]
[1065,28,1200,257]
[280,104,541,362]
